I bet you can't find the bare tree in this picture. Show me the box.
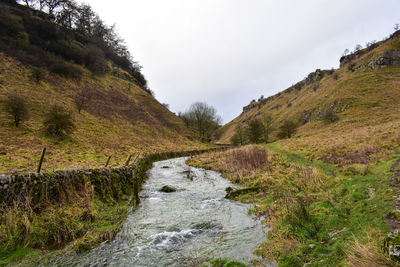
[56,0,78,29]
[395,23,400,31]
[20,0,36,8]
[354,44,362,53]
[180,102,222,142]
[73,88,90,114]
[45,0,67,15]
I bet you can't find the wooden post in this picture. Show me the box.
[37,147,46,173]
[133,171,140,205]
[105,156,111,168]
[125,155,132,166]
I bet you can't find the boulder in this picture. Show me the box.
[383,230,400,260]
[159,185,177,193]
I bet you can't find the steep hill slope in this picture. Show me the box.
[194,30,400,266]
[0,53,202,174]
[0,1,203,175]
[218,31,400,164]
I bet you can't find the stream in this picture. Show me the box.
[48,157,271,266]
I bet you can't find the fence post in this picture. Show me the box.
[132,154,140,164]
[37,147,46,173]
[105,156,111,168]
[125,155,132,166]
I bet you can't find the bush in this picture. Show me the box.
[15,31,29,49]
[4,94,29,127]
[50,61,82,79]
[333,73,339,80]
[277,120,298,139]
[230,125,246,146]
[83,44,109,75]
[348,63,356,72]
[30,67,45,83]
[43,105,75,137]
[322,109,339,123]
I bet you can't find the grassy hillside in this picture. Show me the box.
[218,32,400,164]
[0,53,203,174]
[204,29,400,266]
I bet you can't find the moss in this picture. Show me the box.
[225,187,260,199]
[208,258,246,267]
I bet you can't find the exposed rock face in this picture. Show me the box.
[368,50,400,69]
[242,100,258,112]
[305,69,329,85]
[298,98,355,125]
[241,69,330,114]
[339,43,380,68]
[300,109,315,125]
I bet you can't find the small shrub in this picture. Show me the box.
[16,31,29,50]
[322,109,339,123]
[51,62,82,79]
[4,94,29,127]
[43,105,75,138]
[348,63,356,72]
[333,73,339,80]
[30,67,45,84]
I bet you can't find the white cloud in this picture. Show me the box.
[78,0,400,123]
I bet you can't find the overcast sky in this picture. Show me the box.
[78,0,400,123]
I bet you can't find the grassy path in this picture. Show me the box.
[266,142,398,266]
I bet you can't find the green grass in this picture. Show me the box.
[189,144,399,266]
[267,144,396,266]
[0,246,45,266]
[0,198,130,266]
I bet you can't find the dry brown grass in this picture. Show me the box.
[346,231,395,267]
[0,177,95,248]
[189,145,270,183]
[217,34,400,166]
[224,145,269,182]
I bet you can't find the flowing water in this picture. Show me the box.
[49,157,271,266]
